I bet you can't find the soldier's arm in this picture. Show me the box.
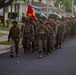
[8,29,12,42]
[21,26,25,38]
[31,25,34,37]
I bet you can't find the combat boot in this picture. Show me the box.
[46,49,49,55]
[26,51,29,55]
[47,51,49,55]
[10,54,13,58]
[16,51,18,57]
[39,53,42,58]
[10,52,14,58]
[24,50,28,55]
[16,54,18,57]
[32,48,34,52]
[44,51,46,57]
[50,49,52,53]
[59,45,62,49]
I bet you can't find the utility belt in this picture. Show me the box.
[39,32,46,39]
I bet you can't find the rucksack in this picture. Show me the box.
[11,26,18,38]
[24,25,31,33]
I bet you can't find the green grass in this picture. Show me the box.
[0,23,21,31]
[0,38,22,45]
[0,32,7,36]
[0,41,11,45]
[0,23,12,31]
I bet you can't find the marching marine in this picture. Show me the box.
[21,18,34,55]
[8,21,20,57]
[46,22,55,54]
[36,20,48,58]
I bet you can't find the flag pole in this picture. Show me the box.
[46,0,49,19]
[29,0,32,5]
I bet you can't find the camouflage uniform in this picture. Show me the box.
[48,20,58,50]
[46,22,54,54]
[70,19,76,37]
[22,20,34,55]
[8,21,20,57]
[36,21,48,58]
[55,23,62,49]
[29,18,37,52]
[66,20,71,38]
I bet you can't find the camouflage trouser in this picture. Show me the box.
[55,35,62,48]
[52,36,56,49]
[67,31,71,38]
[22,38,31,53]
[10,39,19,56]
[38,38,47,53]
[47,37,53,52]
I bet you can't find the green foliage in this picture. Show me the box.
[38,0,42,3]
[22,12,25,17]
[55,0,72,12]
[0,41,11,45]
[22,16,25,23]
[0,33,7,37]
[24,0,29,5]
[32,0,34,2]
[74,0,76,5]
[21,12,25,23]
[0,24,12,31]
[8,12,19,19]
[64,0,72,12]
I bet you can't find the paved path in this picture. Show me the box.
[0,30,8,41]
[0,36,8,42]
[0,37,76,75]
[0,30,9,34]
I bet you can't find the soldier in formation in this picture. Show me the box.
[36,20,48,58]
[8,21,20,57]
[21,18,34,55]
[8,16,76,58]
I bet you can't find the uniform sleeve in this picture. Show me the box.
[45,26,49,37]
[8,28,12,40]
[36,26,39,35]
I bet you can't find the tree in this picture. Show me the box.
[38,0,42,3]
[64,0,72,12]
[54,0,72,12]
[0,0,14,9]
[74,0,76,5]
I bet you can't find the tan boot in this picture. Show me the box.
[26,50,29,55]
[39,53,42,58]
[16,54,18,57]
[16,51,18,57]
[24,50,28,55]
[44,52,46,57]
[32,48,34,52]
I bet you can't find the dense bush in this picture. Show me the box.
[8,12,19,19]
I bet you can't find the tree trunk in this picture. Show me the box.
[9,4,12,22]
[3,7,5,27]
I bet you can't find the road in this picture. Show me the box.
[0,37,76,75]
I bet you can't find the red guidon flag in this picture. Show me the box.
[26,4,36,19]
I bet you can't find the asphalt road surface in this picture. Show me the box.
[0,37,76,75]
